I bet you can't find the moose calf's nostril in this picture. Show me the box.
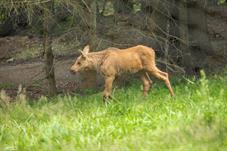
[70,70,76,75]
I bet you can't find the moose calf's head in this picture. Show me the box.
[70,45,92,74]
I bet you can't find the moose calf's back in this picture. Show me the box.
[101,45,156,75]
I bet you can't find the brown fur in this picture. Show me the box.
[70,45,174,101]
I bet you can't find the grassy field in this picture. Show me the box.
[0,73,227,151]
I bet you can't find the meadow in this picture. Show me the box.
[0,73,227,151]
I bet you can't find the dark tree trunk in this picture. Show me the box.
[43,0,57,96]
[43,34,57,96]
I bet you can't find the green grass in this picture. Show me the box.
[0,74,227,151]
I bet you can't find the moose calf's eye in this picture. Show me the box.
[77,62,81,65]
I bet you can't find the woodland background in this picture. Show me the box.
[0,0,226,97]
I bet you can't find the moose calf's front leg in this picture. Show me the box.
[103,76,115,102]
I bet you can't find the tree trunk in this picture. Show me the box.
[43,0,57,96]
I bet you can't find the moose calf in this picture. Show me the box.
[70,45,174,101]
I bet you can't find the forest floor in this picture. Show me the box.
[0,74,227,151]
[0,56,82,98]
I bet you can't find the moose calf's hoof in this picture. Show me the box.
[103,95,111,103]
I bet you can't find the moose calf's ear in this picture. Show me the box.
[80,51,88,59]
[83,45,90,55]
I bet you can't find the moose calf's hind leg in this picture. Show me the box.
[148,68,174,97]
[141,74,152,96]
[103,76,115,102]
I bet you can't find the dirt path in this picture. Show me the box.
[0,58,102,97]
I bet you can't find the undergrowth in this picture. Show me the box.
[0,74,227,151]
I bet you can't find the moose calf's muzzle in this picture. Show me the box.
[70,68,77,74]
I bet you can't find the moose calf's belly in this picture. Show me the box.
[118,62,143,74]
[117,67,142,76]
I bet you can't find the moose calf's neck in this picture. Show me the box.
[87,51,108,71]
